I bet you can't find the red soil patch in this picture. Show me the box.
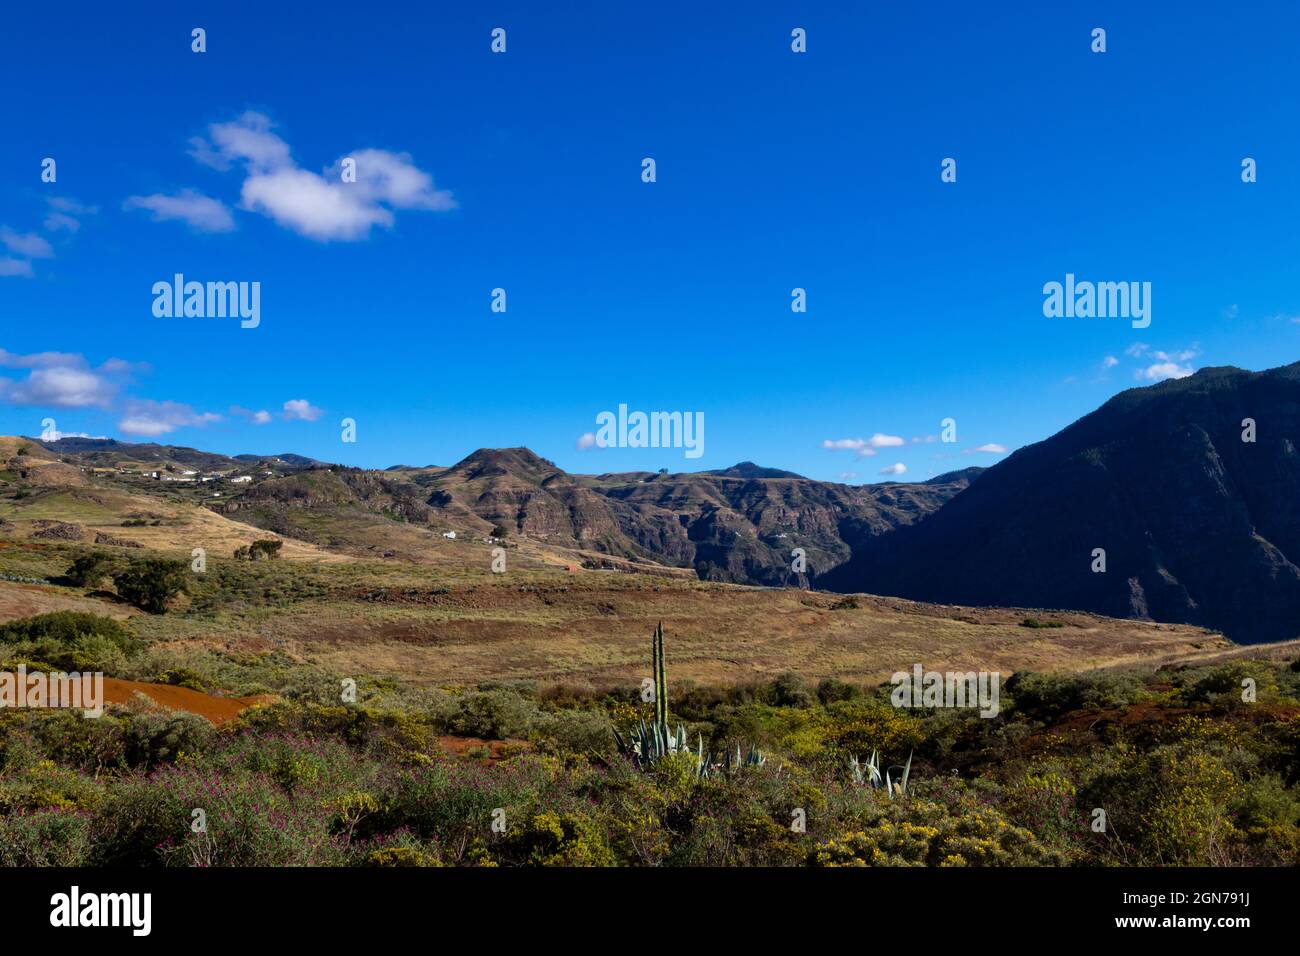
[1,672,271,725]
[436,736,527,762]
[100,678,273,725]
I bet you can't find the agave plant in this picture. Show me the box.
[849,749,912,798]
[613,623,694,768]
[614,623,766,777]
[612,716,694,768]
[696,742,767,780]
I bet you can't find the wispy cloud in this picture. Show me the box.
[822,433,905,458]
[1124,343,1200,382]
[231,405,273,425]
[123,189,236,233]
[44,197,98,233]
[0,347,269,441]
[0,228,54,260]
[965,443,1008,455]
[118,399,221,437]
[879,462,907,476]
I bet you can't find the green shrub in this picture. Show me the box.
[0,611,135,672]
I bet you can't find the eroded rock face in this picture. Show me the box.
[826,363,1300,644]
[415,449,976,586]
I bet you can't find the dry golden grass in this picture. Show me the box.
[271,577,1233,690]
[0,581,139,621]
[0,486,341,562]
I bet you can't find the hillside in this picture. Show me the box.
[192,446,978,583]
[824,362,1300,643]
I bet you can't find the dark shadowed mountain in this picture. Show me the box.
[823,362,1300,643]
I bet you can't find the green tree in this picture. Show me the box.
[113,559,188,614]
[66,555,117,589]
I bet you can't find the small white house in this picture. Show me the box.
[230,475,253,484]
[441,531,456,540]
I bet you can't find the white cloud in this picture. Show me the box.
[282,399,323,422]
[822,433,905,457]
[0,350,135,408]
[0,349,86,370]
[231,405,273,425]
[879,463,907,476]
[1222,304,1239,320]
[186,112,455,242]
[123,190,236,233]
[202,112,294,171]
[1102,355,1119,368]
[0,366,117,408]
[1124,343,1200,381]
[0,259,34,278]
[837,471,858,480]
[576,432,600,451]
[0,227,54,260]
[118,400,221,437]
[334,149,456,212]
[910,435,939,444]
[241,167,393,241]
[45,431,109,440]
[968,443,1008,454]
[0,348,227,440]
[1140,362,1194,382]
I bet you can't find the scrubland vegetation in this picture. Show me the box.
[1,609,1297,867]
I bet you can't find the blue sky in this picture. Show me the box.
[2,1,1298,481]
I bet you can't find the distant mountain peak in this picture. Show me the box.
[706,461,806,480]
[451,447,560,479]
